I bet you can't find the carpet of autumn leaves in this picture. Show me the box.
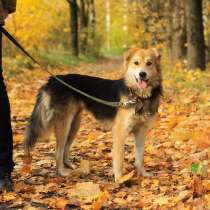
[0,58,210,210]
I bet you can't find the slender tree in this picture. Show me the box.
[123,0,128,49]
[67,0,79,57]
[90,0,96,40]
[80,0,89,54]
[166,0,174,59]
[172,0,186,61]
[105,0,111,51]
[185,0,206,70]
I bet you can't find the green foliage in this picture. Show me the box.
[191,163,200,174]
[191,161,208,176]
[40,50,79,67]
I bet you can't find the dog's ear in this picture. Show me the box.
[152,48,161,71]
[152,48,161,60]
[123,48,139,68]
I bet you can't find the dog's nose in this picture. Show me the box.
[139,71,147,80]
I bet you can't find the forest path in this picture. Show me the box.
[1,58,210,209]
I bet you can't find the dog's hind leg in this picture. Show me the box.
[54,111,75,177]
[64,111,82,168]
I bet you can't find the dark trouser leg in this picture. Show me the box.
[0,30,14,177]
[0,71,14,176]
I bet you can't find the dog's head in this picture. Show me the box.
[124,48,161,98]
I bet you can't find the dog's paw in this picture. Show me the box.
[114,172,123,183]
[64,160,74,169]
[114,176,120,183]
[141,171,153,177]
[138,169,153,178]
[58,168,71,177]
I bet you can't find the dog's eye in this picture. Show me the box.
[134,61,139,65]
[146,61,152,66]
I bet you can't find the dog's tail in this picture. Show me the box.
[24,89,54,156]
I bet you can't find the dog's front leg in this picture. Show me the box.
[134,127,152,177]
[112,110,131,182]
[112,130,125,182]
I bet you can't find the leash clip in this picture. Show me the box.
[121,99,136,108]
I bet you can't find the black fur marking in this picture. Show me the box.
[44,74,129,120]
[134,86,162,116]
[24,91,45,153]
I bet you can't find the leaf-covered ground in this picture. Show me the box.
[1,59,210,210]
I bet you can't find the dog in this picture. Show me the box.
[24,48,162,182]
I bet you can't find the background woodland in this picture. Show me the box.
[1,0,210,209]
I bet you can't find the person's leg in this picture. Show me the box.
[0,72,14,172]
[0,30,14,192]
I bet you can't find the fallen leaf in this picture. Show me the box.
[79,159,90,175]
[175,190,192,203]
[92,191,109,210]
[153,195,170,206]
[167,116,182,130]
[192,131,210,149]
[118,170,134,184]
[69,182,101,201]
[55,198,69,210]
[113,197,127,206]
[20,155,32,174]
[190,175,206,198]
[203,180,210,191]
[170,128,191,142]
[2,192,17,202]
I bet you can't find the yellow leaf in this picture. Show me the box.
[20,155,32,174]
[2,192,16,202]
[153,195,170,206]
[113,197,127,206]
[68,182,101,201]
[118,170,134,184]
[92,191,109,210]
[79,159,90,175]
[55,198,69,210]
[167,116,181,130]
[170,128,191,141]
[192,131,210,149]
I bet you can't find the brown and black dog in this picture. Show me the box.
[24,48,162,182]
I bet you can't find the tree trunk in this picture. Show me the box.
[89,0,95,55]
[185,0,206,70]
[166,0,174,59]
[105,0,111,51]
[80,0,89,54]
[90,0,96,41]
[68,0,79,57]
[123,0,128,49]
[80,0,86,28]
[172,0,186,61]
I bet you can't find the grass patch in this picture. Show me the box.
[3,50,98,76]
[40,50,97,67]
[40,50,79,67]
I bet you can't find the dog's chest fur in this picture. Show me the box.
[116,88,160,133]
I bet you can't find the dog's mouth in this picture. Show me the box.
[135,76,149,89]
[138,80,148,89]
